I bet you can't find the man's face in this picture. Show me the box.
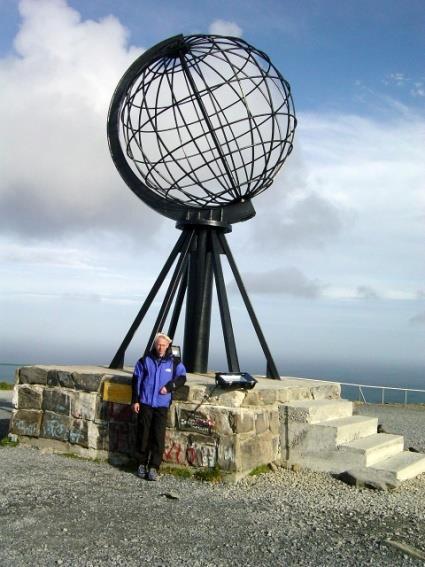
[155,338,169,358]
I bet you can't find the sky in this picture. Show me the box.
[0,0,424,385]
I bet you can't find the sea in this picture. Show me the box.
[2,359,424,405]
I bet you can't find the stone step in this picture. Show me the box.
[339,433,404,467]
[283,416,378,457]
[369,451,425,482]
[281,399,353,424]
[318,415,378,445]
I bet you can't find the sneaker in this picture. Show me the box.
[137,464,147,478]
[147,468,158,481]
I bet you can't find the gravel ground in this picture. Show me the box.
[1,402,424,566]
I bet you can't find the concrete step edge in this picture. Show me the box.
[341,433,404,454]
[368,451,425,481]
[318,415,378,429]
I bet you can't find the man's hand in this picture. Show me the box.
[159,386,168,395]
[132,402,140,413]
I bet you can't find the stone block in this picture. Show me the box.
[272,434,280,458]
[95,400,109,422]
[88,420,109,450]
[72,371,104,392]
[42,389,71,415]
[275,389,291,403]
[336,469,400,491]
[208,389,246,408]
[239,431,276,472]
[105,402,133,423]
[108,422,135,454]
[163,430,217,468]
[46,371,59,387]
[185,433,217,467]
[167,407,176,428]
[242,389,277,407]
[276,387,310,403]
[163,430,188,465]
[217,435,237,471]
[41,411,71,442]
[269,410,279,434]
[255,411,269,434]
[71,391,98,420]
[280,399,353,425]
[227,410,254,434]
[12,386,18,408]
[46,370,74,388]
[172,384,191,402]
[69,418,89,447]
[10,409,42,437]
[310,382,341,400]
[16,385,43,410]
[19,366,48,385]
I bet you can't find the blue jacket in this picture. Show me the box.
[131,353,186,408]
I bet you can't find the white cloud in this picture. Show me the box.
[0,0,160,239]
[356,285,379,300]
[409,312,425,326]
[230,267,324,298]
[411,82,425,97]
[387,72,408,86]
[208,19,242,37]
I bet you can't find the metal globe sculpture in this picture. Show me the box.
[108,34,296,222]
[108,34,297,376]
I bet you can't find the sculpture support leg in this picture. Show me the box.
[109,231,188,369]
[183,228,213,373]
[210,230,240,372]
[218,231,281,379]
[145,229,195,354]
[167,268,188,340]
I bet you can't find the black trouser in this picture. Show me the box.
[138,404,168,470]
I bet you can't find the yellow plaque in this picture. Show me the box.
[102,381,132,404]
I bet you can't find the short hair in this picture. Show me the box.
[154,332,172,345]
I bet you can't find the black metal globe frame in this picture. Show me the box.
[107,34,296,377]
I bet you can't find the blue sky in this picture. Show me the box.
[0,0,424,384]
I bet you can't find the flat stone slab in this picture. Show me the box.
[281,399,352,423]
[340,433,404,467]
[369,451,425,482]
[319,415,378,445]
[14,366,341,408]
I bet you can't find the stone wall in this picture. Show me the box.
[9,365,341,480]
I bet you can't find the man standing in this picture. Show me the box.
[131,333,186,481]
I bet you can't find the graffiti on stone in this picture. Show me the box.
[186,438,217,467]
[164,440,185,464]
[13,419,39,437]
[41,415,69,441]
[163,432,217,468]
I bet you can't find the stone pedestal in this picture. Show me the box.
[9,365,340,480]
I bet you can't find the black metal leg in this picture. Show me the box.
[145,229,194,354]
[167,267,188,340]
[218,232,281,379]
[109,231,188,369]
[183,228,214,373]
[210,230,240,372]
